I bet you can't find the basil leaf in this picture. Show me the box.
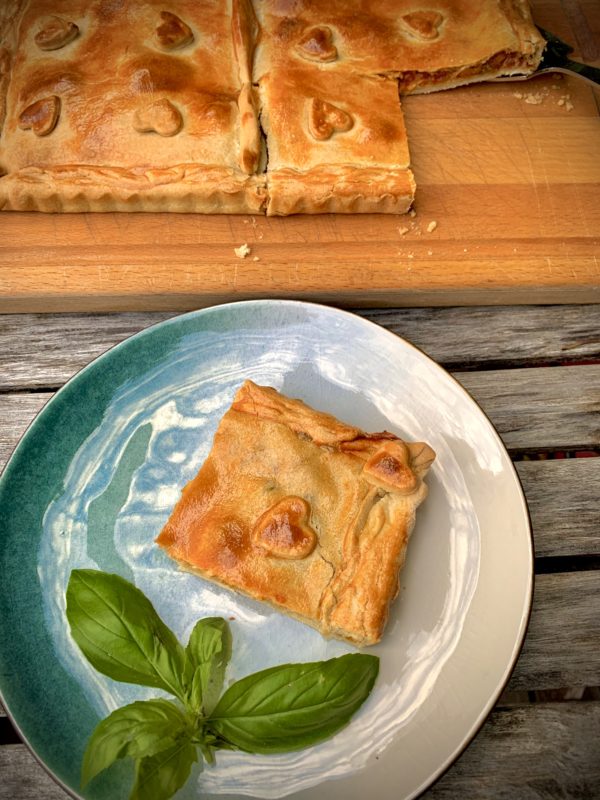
[184,617,232,715]
[82,699,190,787]
[66,570,185,699]
[207,653,379,753]
[130,739,198,800]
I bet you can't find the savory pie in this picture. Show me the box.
[156,381,435,646]
[0,0,266,211]
[0,0,543,213]
[259,63,414,215]
[253,0,545,94]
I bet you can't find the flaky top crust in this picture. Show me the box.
[0,0,544,212]
[258,62,414,214]
[156,381,435,646]
[0,0,263,211]
[254,0,545,88]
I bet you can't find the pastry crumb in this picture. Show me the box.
[407,253,414,259]
[253,255,260,261]
[426,220,437,233]
[524,93,544,105]
[513,92,523,99]
[427,249,433,255]
[398,226,410,236]
[558,95,574,111]
[409,209,416,218]
[234,243,251,258]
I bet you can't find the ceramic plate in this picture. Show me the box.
[0,300,532,800]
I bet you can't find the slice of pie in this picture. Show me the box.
[258,63,415,215]
[156,380,435,646]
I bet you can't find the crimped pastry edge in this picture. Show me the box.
[0,164,267,212]
[266,165,415,216]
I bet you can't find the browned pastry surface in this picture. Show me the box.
[258,64,414,215]
[253,0,545,92]
[156,381,435,646]
[0,1,543,213]
[0,0,265,211]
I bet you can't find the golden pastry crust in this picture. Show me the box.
[259,64,414,215]
[0,164,266,212]
[254,0,545,93]
[156,381,435,646]
[0,0,263,211]
[266,165,415,216]
[1,1,543,213]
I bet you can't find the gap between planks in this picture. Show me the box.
[1,306,599,392]
[1,701,599,800]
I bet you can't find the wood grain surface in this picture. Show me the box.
[510,571,600,690]
[1,303,598,800]
[0,1,598,312]
[1,306,600,391]
[427,701,600,798]
[2,701,599,800]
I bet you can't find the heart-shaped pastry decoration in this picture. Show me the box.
[0,47,10,77]
[308,98,353,141]
[363,443,418,494]
[252,496,318,560]
[35,16,80,51]
[296,25,338,62]
[401,10,445,41]
[133,98,183,137]
[18,96,61,137]
[156,11,194,49]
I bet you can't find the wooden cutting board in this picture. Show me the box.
[0,0,598,312]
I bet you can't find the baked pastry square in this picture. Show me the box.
[1,0,544,214]
[156,381,435,646]
[259,64,415,215]
[254,0,545,94]
[0,0,265,211]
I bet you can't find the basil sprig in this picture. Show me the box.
[66,569,379,800]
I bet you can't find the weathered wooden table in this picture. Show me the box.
[1,0,599,792]
[0,305,598,799]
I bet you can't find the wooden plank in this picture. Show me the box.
[0,0,598,312]
[427,701,600,798]
[1,306,599,392]
[0,746,67,800]
[456,364,600,452]
[1,205,598,311]
[509,571,600,691]
[517,459,600,558]
[0,394,49,470]
[365,305,600,371]
[2,702,599,800]
[0,313,175,391]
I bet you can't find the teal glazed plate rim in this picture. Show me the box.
[0,300,533,800]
